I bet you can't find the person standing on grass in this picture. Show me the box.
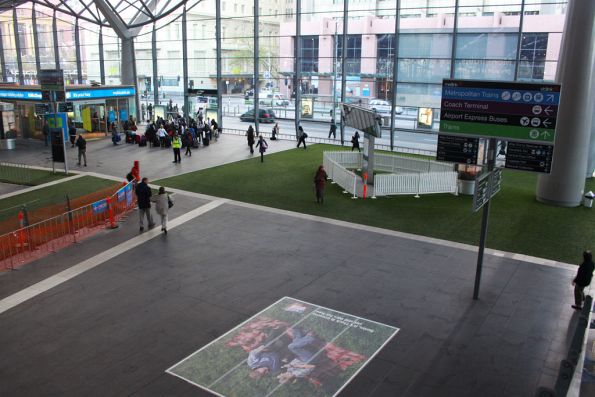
[135,177,155,232]
[572,250,594,310]
[246,125,255,154]
[152,186,171,234]
[314,165,328,204]
[256,135,268,163]
[172,134,182,163]
[297,125,308,149]
[75,134,87,167]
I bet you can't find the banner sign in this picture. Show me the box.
[125,183,133,206]
[117,187,126,203]
[92,199,108,215]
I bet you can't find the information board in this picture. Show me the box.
[472,169,502,212]
[342,104,381,137]
[38,69,65,91]
[504,142,553,173]
[437,135,479,164]
[58,102,74,113]
[440,79,560,144]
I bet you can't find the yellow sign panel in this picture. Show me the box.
[82,107,92,132]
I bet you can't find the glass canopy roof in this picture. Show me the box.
[0,0,204,31]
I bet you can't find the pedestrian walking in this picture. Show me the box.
[69,121,77,147]
[184,130,193,157]
[297,126,308,149]
[152,187,172,234]
[314,165,328,204]
[172,134,182,163]
[328,119,336,139]
[572,250,594,310]
[135,177,155,232]
[158,125,167,148]
[75,134,87,166]
[271,123,279,140]
[42,120,50,146]
[351,131,361,152]
[246,125,255,154]
[256,135,268,163]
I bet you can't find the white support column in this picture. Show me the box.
[536,0,595,206]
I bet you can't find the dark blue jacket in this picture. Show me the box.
[135,182,152,209]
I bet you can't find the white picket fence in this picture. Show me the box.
[323,153,358,198]
[323,151,458,198]
[373,171,458,197]
[374,153,453,174]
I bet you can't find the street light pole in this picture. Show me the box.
[332,20,338,124]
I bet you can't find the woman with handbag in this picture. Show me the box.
[152,187,173,234]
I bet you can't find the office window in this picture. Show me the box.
[336,35,362,74]
[377,34,396,76]
[518,33,548,80]
[300,36,319,73]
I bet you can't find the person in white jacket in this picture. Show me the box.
[152,187,171,234]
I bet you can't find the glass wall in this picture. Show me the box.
[0,0,569,143]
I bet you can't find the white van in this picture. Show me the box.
[259,93,289,107]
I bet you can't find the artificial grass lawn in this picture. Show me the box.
[155,144,595,264]
[0,176,118,223]
[0,167,69,186]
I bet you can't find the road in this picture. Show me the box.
[154,95,439,152]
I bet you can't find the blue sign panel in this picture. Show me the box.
[117,187,126,203]
[0,90,42,100]
[66,87,135,100]
[92,199,108,215]
[0,87,134,101]
[125,183,133,206]
[120,109,128,121]
[44,113,69,143]
[108,110,116,122]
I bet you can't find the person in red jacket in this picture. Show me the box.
[314,165,328,204]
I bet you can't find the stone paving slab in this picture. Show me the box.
[0,182,25,196]
[2,135,296,180]
[0,200,580,396]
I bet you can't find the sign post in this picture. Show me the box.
[439,79,561,300]
[39,69,67,174]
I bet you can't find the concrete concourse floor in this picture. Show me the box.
[0,189,582,396]
[1,134,296,180]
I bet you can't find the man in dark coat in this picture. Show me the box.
[135,177,155,232]
[572,250,594,309]
[75,135,87,166]
[246,125,255,154]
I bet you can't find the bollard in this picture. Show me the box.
[106,197,118,229]
[363,172,368,199]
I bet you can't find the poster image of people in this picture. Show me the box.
[167,297,399,397]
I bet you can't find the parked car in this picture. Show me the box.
[368,99,403,115]
[259,93,290,107]
[239,108,276,123]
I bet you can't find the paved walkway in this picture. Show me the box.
[0,182,25,196]
[0,136,588,396]
[1,135,296,180]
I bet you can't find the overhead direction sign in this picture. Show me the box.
[440,79,560,144]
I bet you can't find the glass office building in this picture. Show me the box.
[0,0,567,145]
